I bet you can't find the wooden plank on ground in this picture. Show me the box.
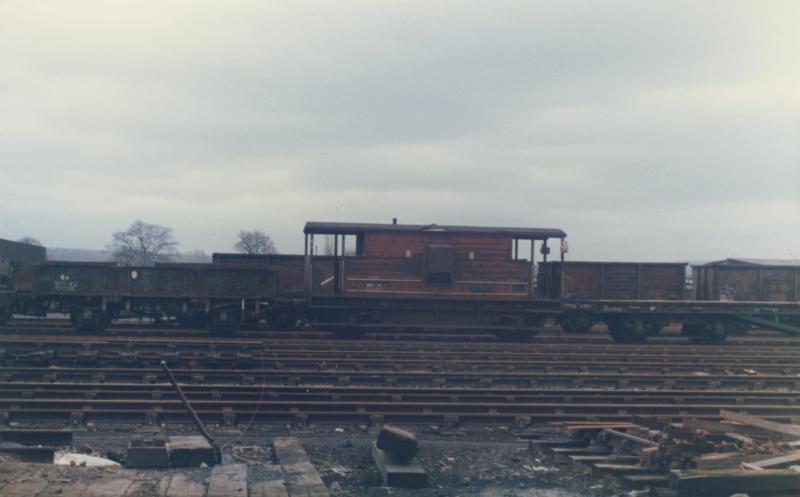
[250,480,289,497]
[207,464,247,497]
[719,410,800,438]
[166,473,206,497]
[528,439,588,455]
[568,455,639,469]
[723,432,755,445]
[549,447,611,464]
[272,437,310,465]
[602,429,658,447]
[692,451,769,470]
[37,480,89,497]
[741,450,800,470]
[591,463,664,477]
[273,438,328,497]
[282,462,328,497]
[85,478,132,497]
[681,418,772,438]
[0,470,24,492]
[674,469,800,497]
[0,477,48,497]
[123,472,172,497]
[371,442,427,489]
[621,474,669,490]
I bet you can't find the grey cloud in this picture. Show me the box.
[0,1,798,259]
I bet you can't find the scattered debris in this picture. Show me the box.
[533,412,800,496]
[54,452,121,468]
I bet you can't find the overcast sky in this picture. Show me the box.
[1,1,798,260]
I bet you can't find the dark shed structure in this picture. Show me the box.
[0,239,46,264]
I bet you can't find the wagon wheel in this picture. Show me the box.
[558,312,594,333]
[607,318,647,344]
[684,321,727,345]
[642,321,665,335]
[272,306,298,331]
[334,314,367,339]
[209,308,241,335]
[69,306,109,334]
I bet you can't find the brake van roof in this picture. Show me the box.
[303,222,566,240]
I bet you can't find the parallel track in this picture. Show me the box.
[2,323,800,427]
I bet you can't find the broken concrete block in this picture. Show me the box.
[371,442,427,488]
[127,436,169,468]
[376,425,417,462]
[168,435,216,467]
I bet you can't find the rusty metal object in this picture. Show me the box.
[160,360,221,464]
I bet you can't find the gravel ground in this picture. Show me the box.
[3,422,618,496]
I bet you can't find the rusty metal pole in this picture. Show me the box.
[160,360,221,463]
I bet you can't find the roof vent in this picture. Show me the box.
[392,217,397,225]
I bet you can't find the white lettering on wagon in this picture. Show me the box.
[54,274,78,292]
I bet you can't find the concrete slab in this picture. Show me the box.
[251,480,289,497]
[39,480,89,497]
[0,477,49,497]
[85,478,133,497]
[166,473,206,497]
[207,463,247,497]
[272,437,329,497]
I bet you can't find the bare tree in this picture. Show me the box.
[109,220,179,266]
[17,237,42,246]
[234,230,278,254]
[178,249,211,263]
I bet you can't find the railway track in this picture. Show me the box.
[3,318,800,347]
[4,335,800,375]
[3,325,800,428]
[2,381,800,426]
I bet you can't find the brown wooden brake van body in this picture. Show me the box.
[303,222,566,301]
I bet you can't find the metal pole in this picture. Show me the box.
[160,361,221,463]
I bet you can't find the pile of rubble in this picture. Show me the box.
[530,410,800,497]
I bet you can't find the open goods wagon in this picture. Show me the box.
[548,258,800,343]
[34,261,278,332]
[0,238,46,324]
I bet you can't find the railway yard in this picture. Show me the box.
[3,319,800,496]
